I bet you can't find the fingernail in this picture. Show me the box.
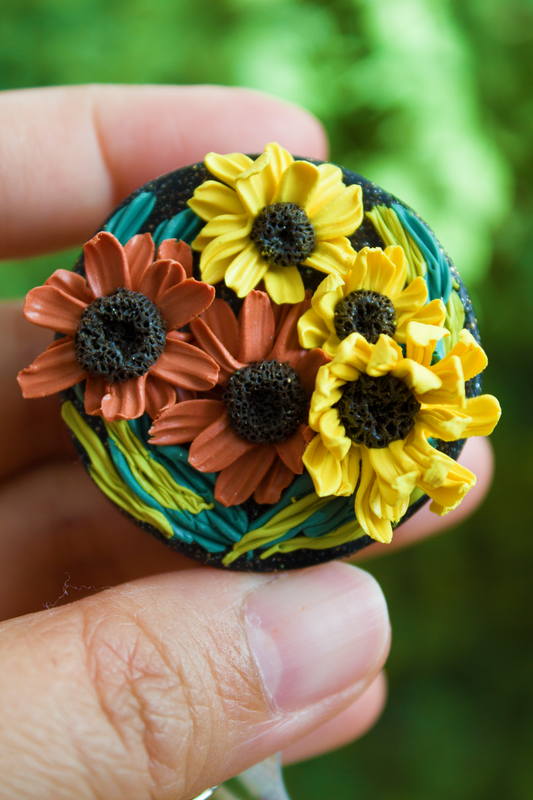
[245,562,389,712]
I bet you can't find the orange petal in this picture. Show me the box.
[150,333,219,391]
[23,285,87,335]
[124,233,155,289]
[144,374,177,420]
[84,232,131,297]
[200,298,240,357]
[254,457,295,504]
[271,302,292,338]
[238,290,275,363]
[84,376,108,415]
[176,386,196,402]
[171,330,193,343]
[269,297,311,366]
[17,338,86,398]
[157,278,215,330]
[215,445,277,506]
[99,375,147,422]
[157,239,194,278]
[295,348,331,396]
[45,269,93,303]
[274,424,313,473]
[190,318,245,384]
[149,399,226,445]
[139,259,186,304]
[189,412,256,472]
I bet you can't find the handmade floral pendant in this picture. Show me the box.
[18,143,501,571]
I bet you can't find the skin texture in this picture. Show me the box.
[0,85,494,799]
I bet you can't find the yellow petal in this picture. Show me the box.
[329,361,361,383]
[304,237,356,276]
[383,245,408,296]
[366,334,402,376]
[424,461,476,514]
[405,320,450,366]
[339,445,361,495]
[404,428,476,513]
[354,450,393,543]
[344,252,368,294]
[318,407,351,461]
[272,160,321,212]
[397,298,447,343]
[462,395,501,437]
[262,265,305,304]
[391,358,443,395]
[310,184,364,239]
[416,404,472,441]
[297,308,331,349]
[311,272,345,325]
[308,369,344,429]
[192,213,251,252]
[396,300,447,345]
[188,181,245,221]
[303,434,343,496]
[335,331,373,373]
[370,480,410,522]
[425,355,465,406]
[235,152,275,216]
[356,248,396,294]
[368,445,419,508]
[224,241,269,297]
[393,275,428,315]
[198,218,253,284]
[205,151,253,188]
[264,142,294,183]
[307,164,348,217]
[439,329,488,382]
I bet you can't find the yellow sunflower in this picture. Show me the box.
[303,322,501,543]
[188,142,364,304]
[298,245,447,355]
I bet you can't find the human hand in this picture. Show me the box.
[0,84,494,799]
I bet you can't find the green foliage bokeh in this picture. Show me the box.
[1,0,532,798]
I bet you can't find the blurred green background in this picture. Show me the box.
[1,0,531,797]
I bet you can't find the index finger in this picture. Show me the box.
[0,84,327,258]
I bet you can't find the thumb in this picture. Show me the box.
[0,562,389,800]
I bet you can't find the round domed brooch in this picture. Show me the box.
[18,143,501,571]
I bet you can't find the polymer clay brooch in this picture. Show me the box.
[18,143,501,571]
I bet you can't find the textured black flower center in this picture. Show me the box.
[75,288,167,382]
[334,290,396,345]
[335,373,420,449]
[250,202,316,267]
[223,360,308,444]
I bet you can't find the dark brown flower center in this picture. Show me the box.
[335,373,420,449]
[75,288,167,383]
[250,202,315,267]
[223,360,307,444]
[334,290,396,344]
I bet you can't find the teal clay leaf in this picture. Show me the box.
[393,203,453,305]
[105,191,157,244]
[153,207,204,247]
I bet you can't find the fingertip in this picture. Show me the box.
[282,671,388,764]
[0,84,328,258]
[97,84,329,197]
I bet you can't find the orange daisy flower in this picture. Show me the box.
[18,231,219,421]
[149,291,330,506]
